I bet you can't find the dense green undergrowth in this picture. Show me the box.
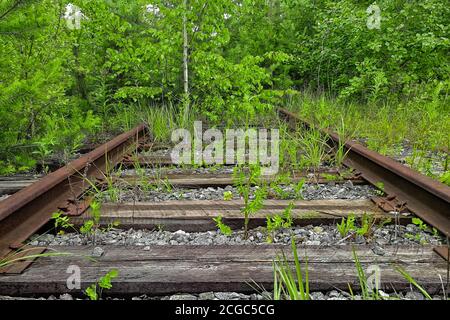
[283,92,449,181]
[0,0,448,176]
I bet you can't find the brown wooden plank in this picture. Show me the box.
[0,179,39,195]
[0,245,445,296]
[0,246,47,274]
[70,199,397,231]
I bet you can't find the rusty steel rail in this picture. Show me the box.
[278,108,450,237]
[0,124,148,263]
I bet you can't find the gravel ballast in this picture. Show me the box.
[113,180,379,202]
[30,223,442,247]
[0,289,444,300]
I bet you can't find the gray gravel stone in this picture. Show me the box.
[59,293,73,300]
[91,246,104,257]
[404,291,425,300]
[371,245,385,256]
[310,292,326,300]
[215,292,242,300]
[169,294,198,300]
[199,292,215,300]
[328,290,340,298]
[118,182,379,203]
[32,221,443,247]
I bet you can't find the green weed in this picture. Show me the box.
[85,269,119,300]
[272,238,309,300]
[213,215,232,236]
[234,165,268,239]
[266,202,294,243]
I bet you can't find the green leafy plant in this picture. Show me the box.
[80,200,102,243]
[52,211,76,235]
[439,171,450,186]
[374,182,385,196]
[406,217,438,244]
[322,173,342,182]
[266,202,294,243]
[271,183,290,199]
[223,191,233,201]
[293,178,305,199]
[298,128,327,169]
[85,269,119,300]
[412,217,428,232]
[337,215,356,238]
[356,213,376,238]
[234,165,268,239]
[32,140,54,173]
[213,215,232,236]
[333,117,352,167]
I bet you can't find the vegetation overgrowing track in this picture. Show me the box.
[0,124,148,270]
[278,108,450,237]
[0,111,449,300]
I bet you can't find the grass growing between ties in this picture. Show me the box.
[261,237,445,300]
[0,247,71,270]
[284,93,449,182]
[272,238,309,300]
[336,213,376,240]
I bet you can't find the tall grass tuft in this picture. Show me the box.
[394,266,432,300]
[272,237,309,300]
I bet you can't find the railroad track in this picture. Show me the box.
[0,110,449,300]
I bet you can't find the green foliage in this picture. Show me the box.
[223,190,233,201]
[233,165,268,239]
[52,211,75,235]
[288,92,449,180]
[85,269,119,300]
[356,213,375,238]
[337,215,356,238]
[439,172,450,186]
[266,202,294,243]
[287,0,449,101]
[322,173,342,182]
[298,129,327,169]
[375,182,385,196]
[293,178,305,199]
[412,217,428,232]
[410,217,438,240]
[337,214,375,239]
[0,0,448,175]
[213,215,232,236]
[80,200,102,237]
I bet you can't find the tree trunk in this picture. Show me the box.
[182,0,190,116]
